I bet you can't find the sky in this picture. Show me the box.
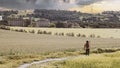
[70,0,120,13]
[0,0,120,13]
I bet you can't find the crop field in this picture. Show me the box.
[0,28,120,68]
[0,28,120,55]
[10,27,120,38]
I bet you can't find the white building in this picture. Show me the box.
[36,19,50,27]
[0,16,2,21]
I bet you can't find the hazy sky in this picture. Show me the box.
[0,0,120,13]
[70,0,120,13]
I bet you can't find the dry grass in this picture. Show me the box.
[61,51,120,68]
[0,28,120,68]
[0,29,120,55]
[29,51,120,68]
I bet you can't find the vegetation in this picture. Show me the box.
[0,28,120,68]
[61,52,120,68]
[28,51,120,68]
[8,27,120,38]
[1,10,120,28]
[30,9,120,28]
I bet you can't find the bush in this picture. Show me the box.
[71,33,74,37]
[29,30,35,33]
[0,25,10,30]
[97,48,104,53]
[81,34,86,37]
[5,27,10,30]
[61,33,64,36]
[43,31,47,34]
[59,33,64,36]
[37,30,43,34]
[23,30,27,33]
[14,29,19,32]
[77,33,81,37]
[18,29,24,32]
[66,33,75,37]
[0,25,6,29]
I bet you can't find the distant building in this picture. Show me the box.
[35,19,50,27]
[0,16,2,21]
[7,18,27,27]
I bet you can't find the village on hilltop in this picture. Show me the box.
[0,9,120,28]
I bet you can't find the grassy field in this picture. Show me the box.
[29,51,120,68]
[0,28,120,68]
[62,52,120,68]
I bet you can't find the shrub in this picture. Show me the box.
[29,30,35,33]
[18,29,24,32]
[37,30,43,34]
[23,30,27,33]
[71,33,74,37]
[66,33,75,37]
[59,33,64,36]
[97,48,104,53]
[43,31,47,34]
[5,27,10,30]
[0,25,6,29]
[61,33,64,36]
[14,29,19,32]
[81,34,86,37]
[77,33,81,37]
[0,25,10,30]
[104,49,116,53]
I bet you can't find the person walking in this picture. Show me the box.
[84,41,90,56]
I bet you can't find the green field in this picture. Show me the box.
[0,28,120,68]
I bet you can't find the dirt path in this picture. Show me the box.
[18,55,87,68]
[18,58,67,68]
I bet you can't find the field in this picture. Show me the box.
[1,28,120,55]
[0,27,120,68]
[10,27,120,38]
[29,51,120,68]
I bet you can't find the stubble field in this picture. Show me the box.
[0,28,120,68]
